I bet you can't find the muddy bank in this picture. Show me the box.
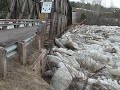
[0,49,54,90]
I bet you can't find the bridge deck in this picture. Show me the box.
[0,26,37,47]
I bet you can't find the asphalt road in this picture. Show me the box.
[0,26,37,47]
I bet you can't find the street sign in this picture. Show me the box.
[41,2,52,13]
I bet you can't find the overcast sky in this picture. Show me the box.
[69,0,120,8]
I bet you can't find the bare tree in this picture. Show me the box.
[110,0,114,8]
[92,0,102,15]
[80,0,85,8]
[80,0,85,3]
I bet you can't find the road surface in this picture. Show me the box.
[0,26,37,47]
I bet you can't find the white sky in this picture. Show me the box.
[69,0,120,8]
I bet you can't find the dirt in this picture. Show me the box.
[0,50,54,90]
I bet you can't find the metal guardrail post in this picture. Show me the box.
[0,47,7,78]
[17,42,27,66]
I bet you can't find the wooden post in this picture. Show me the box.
[32,35,41,51]
[51,13,57,38]
[40,23,47,48]
[57,15,62,36]
[0,47,7,78]
[17,42,27,66]
[30,49,46,75]
[54,13,58,37]
[49,13,54,39]
[38,38,41,52]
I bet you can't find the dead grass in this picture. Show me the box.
[0,51,54,90]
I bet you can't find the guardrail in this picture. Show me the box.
[5,44,17,58]
[5,34,36,58]
[0,19,42,78]
[0,34,38,78]
[0,0,72,79]
[0,19,42,30]
[0,16,70,78]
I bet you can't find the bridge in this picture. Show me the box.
[0,20,38,47]
[0,0,72,78]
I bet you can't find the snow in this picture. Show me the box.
[49,25,120,90]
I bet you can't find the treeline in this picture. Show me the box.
[70,1,120,13]
[0,0,10,18]
[0,0,10,11]
[71,2,120,26]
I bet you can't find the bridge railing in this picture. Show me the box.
[0,19,44,78]
[0,0,72,79]
[0,5,71,77]
[0,34,38,78]
[0,18,61,78]
[0,19,42,30]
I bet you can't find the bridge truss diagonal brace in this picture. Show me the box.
[0,47,7,78]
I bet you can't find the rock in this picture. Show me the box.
[113,46,120,55]
[87,40,103,46]
[67,77,87,90]
[116,62,120,67]
[108,68,120,77]
[64,41,79,50]
[55,38,64,48]
[76,50,113,65]
[104,47,117,53]
[65,64,86,78]
[108,36,120,43]
[98,78,120,90]
[53,52,64,59]
[94,30,103,33]
[50,62,72,90]
[89,50,113,65]
[47,55,62,64]
[47,61,59,68]
[62,36,80,50]
[49,25,120,90]
[102,32,109,38]
[53,47,74,56]
[44,70,54,78]
[76,57,105,72]
[90,82,108,90]
[63,55,80,70]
